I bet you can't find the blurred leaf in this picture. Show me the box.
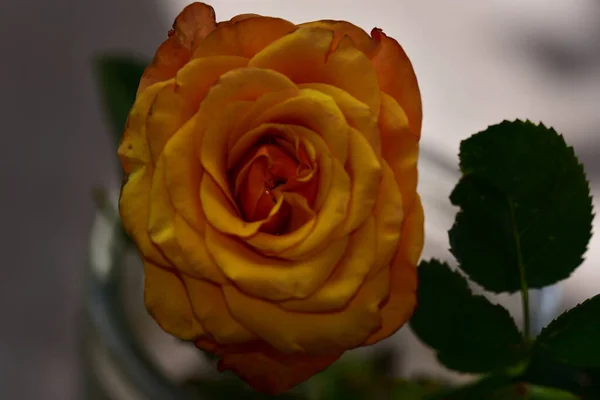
[536,294,600,368]
[488,383,580,400]
[449,120,592,293]
[94,55,147,145]
[410,260,525,373]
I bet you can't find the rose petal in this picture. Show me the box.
[196,339,341,396]
[145,56,248,163]
[249,88,349,166]
[222,265,389,354]
[280,215,376,312]
[138,2,217,95]
[205,223,348,302]
[250,27,381,116]
[144,261,204,340]
[148,150,226,284]
[365,195,423,345]
[371,29,422,136]
[298,82,381,156]
[299,20,377,55]
[379,93,419,216]
[181,276,257,344]
[193,17,296,59]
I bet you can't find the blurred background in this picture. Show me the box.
[1,0,599,398]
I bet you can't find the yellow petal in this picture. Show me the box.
[138,2,217,95]
[250,27,381,116]
[369,161,404,278]
[299,82,381,156]
[199,67,298,207]
[145,56,248,163]
[181,275,256,344]
[147,152,225,283]
[200,170,287,238]
[196,340,341,395]
[161,114,204,231]
[379,93,419,215]
[193,17,296,58]
[118,80,172,172]
[144,261,204,340]
[280,215,376,312]
[205,223,348,302]
[371,30,422,136]
[119,165,168,266]
[250,88,349,166]
[365,195,423,345]
[222,265,389,354]
[333,127,381,237]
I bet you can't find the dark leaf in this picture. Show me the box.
[449,120,593,293]
[536,295,600,368]
[410,260,525,373]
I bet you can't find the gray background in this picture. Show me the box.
[1,0,599,398]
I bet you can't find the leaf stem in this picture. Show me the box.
[508,199,530,338]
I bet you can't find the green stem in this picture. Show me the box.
[508,199,530,338]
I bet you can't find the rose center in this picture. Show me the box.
[230,136,318,234]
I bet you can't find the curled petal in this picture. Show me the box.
[371,29,422,136]
[138,2,217,95]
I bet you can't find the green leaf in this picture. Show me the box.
[409,260,525,373]
[536,294,600,368]
[94,55,147,144]
[449,120,593,293]
[488,384,580,400]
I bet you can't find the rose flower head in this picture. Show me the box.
[118,2,424,395]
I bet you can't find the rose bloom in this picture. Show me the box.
[118,2,423,394]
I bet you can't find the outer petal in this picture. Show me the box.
[193,17,296,58]
[250,27,381,116]
[181,276,257,344]
[371,29,422,136]
[138,2,217,95]
[196,339,341,395]
[222,266,390,354]
[365,195,423,345]
[118,81,172,265]
[299,20,377,55]
[144,261,204,340]
[145,56,248,163]
[379,93,419,215]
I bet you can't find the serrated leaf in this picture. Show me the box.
[536,294,600,368]
[409,260,524,373]
[94,55,147,145]
[449,120,593,293]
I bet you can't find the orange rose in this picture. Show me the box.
[118,2,424,394]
